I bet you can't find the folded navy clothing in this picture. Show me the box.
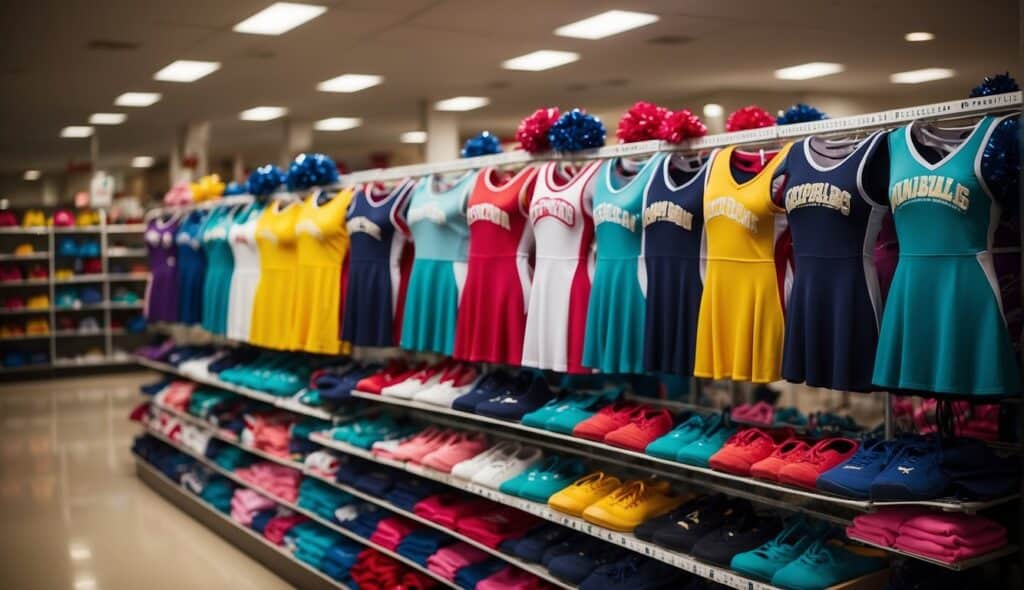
[514,523,577,563]
[454,558,506,590]
[207,349,259,373]
[336,457,374,486]
[342,508,387,538]
[316,366,378,405]
[140,377,174,396]
[397,528,454,566]
[354,468,398,496]
[385,477,444,511]
[942,438,1020,499]
[324,539,364,568]
[250,509,277,534]
[321,560,353,584]
[290,438,319,456]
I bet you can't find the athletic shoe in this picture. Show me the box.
[474,374,555,421]
[548,538,629,584]
[572,402,645,441]
[451,371,514,413]
[750,439,811,482]
[581,479,687,532]
[543,389,622,434]
[649,495,752,552]
[771,539,888,590]
[500,456,587,502]
[604,408,675,451]
[420,431,489,473]
[778,438,859,489]
[709,427,796,475]
[356,361,419,395]
[633,494,709,542]
[413,364,481,407]
[816,438,900,499]
[645,414,707,460]
[513,524,578,563]
[869,438,948,500]
[548,471,623,517]
[381,360,451,399]
[521,393,576,429]
[471,445,543,489]
[692,511,783,567]
[579,554,686,590]
[675,414,737,467]
[450,441,519,480]
[731,515,830,581]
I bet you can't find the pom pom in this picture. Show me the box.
[223,181,248,196]
[190,174,226,202]
[286,153,339,191]
[657,109,707,143]
[247,164,285,197]
[981,117,1020,202]
[516,107,560,153]
[163,181,193,205]
[970,72,1019,97]
[548,109,606,152]
[616,101,668,143]
[726,105,776,132]
[461,131,503,158]
[776,103,828,125]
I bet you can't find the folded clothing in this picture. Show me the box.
[230,489,276,526]
[340,503,388,538]
[397,529,454,566]
[297,478,352,521]
[369,516,421,551]
[250,509,277,534]
[414,493,490,528]
[426,542,490,580]
[456,506,540,548]
[893,535,1006,563]
[899,512,1006,539]
[234,462,302,503]
[304,450,341,478]
[453,558,506,589]
[386,477,445,511]
[264,513,309,545]
[477,565,552,590]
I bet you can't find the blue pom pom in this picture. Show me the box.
[286,153,339,191]
[970,73,1019,97]
[247,165,285,197]
[776,103,828,125]
[548,109,606,152]
[223,181,247,196]
[461,131,503,158]
[981,117,1020,202]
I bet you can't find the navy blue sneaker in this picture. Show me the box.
[817,438,900,499]
[691,512,782,567]
[315,365,378,405]
[651,496,754,552]
[548,538,629,584]
[474,373,555,421]
[579,554,686,590]
[451,371,515,413]
[869,438,949,500]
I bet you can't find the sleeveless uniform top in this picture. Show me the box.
[583,155,663,374]
[226,202,264,342]
[341,180,416,347]
[248,200,301,349]
[694,145,792,383]
[874,115,1021,395]
[522,161,602,373]
[400,171,477,354]
[291,189,354,354]
[200,206,236,336]
[642,154,711,375]
[144,216,180,323]
[453,166,538,365]
[777,133,887,392]
[175,210,207,325]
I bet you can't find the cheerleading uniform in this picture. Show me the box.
[143,216,180,323]
[522,161,602,373]
[400,171,477,355]
[775,132,888,392]
[226,202,264,342]
[453,166,539,365]
[248,200,301,349]
[200,205,236,336]
[583,155,663,374]
[175,210,207,325]
[874,115,1021,395]
[341,180,416,348]
[642,154,711,376]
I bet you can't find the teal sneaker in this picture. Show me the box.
[645,414,707,460]
[521,394,573,429]
[731,515,829,581]
[544,389,621,434]
[675,414,736,467]
[771,539,888,590]
[500,456,587,502]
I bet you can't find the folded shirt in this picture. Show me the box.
[850,508,930,535]
[454,558,506,589]
[456,506,539,549]
[846,525,896,547]
[898,513,1006,539]
[893,535,1006,563]
[264,513,309,545]
[369,516,421,550]
[414,493,490,528]
[426,542,490,580]
[477,565,548,590]
[898,526,1006,549]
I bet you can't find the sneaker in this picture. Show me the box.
[649,495,752,551]
[548,471,623,517]
[750,439,811,482]
[413,364,481,407]
[388,427,450,463]
[420,432,489,473]
[543,389,622,434]
[579,554,686,590]
[381,360,451,399]
[633,494,709,542]
[450,440,519,480]
[513,524,578,563]
[771,539,888,590]
[643,414,707,460]
[676,414,738,467]
[548,538,629,584]
[451,371,514,412]
[474,374,555,421]
[709,428,796,475]
[500,456,587,502]
[869,438,948,501]
[470,445,543,489]
[572,401,645,441]
[778,438,860,489]
[816,438,900,499]
[692,511,783,567]
[604,408,675,451]
[581,479,687,532]
[731,515,830,581]
[355,361,419,395]
[521,392,576,429]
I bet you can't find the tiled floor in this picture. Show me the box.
[0,371,292,590]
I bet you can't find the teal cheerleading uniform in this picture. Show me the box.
[873,115,1021,395]
[400,171,477,354]
[200,205,236,336]
[583,155,663,374]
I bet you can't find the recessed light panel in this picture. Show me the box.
[89,113,126,125]
[23,170,41,181]
[132,156,155,168]
[154,60,221,82]
[890,67,955,84]
[502,50,580,71]
[314,117,363,131]
[60,126,94,138]
[434,96,490,111]
[400,131,428,144]
[774,62,845,80]
[233,2,327,35]
[555,10,659,40]
[115,92,161,107]
[904,31,935,42]
[316,74,383,93]
[240,106,288,121]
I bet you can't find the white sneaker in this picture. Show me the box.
[381,362,449,399]
[471,446,544,489]
[450,441,519,480]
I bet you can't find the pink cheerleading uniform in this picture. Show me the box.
[521,162,602,373]
[453,166,539,365]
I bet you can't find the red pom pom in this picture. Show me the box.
[516,107,560,153]
[726,105,776,132]
[616,101,668,143]
[657,109,707,143]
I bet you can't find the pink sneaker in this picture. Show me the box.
[421,432,490,473]
[389,427,443,462]
[401,429,459,465]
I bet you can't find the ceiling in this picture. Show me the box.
[0,0,1019,175]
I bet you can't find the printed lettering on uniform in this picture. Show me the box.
[530,197,576,227]
[643,200,694,231]
[408,203,447,225]
[295,219,323,238]
[889,175,970,212]
[784,182,852,215]
[346,216,382,240]
[593,203,637,232]
[705,197,759,233]
[467,203,510,230]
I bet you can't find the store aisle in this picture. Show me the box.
[0,372,292,590]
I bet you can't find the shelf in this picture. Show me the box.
[55,304,108,312]
[0,279,50,287]
[108,273,150,281]
[53,275,108,284]
[0,227,48,235]
[53,226,102,234]
[52,356,135,368]
[0,333,50,341]
[54,331,107,338]
[108,301,145,309]
[107,224,147,233]
[107,248,148,258]
[0,307,50,316]
[0,252,48,261]
[848,533,1018,572]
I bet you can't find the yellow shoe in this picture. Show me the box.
[581,479,688,532]
[25,318,49,335]
[549,472,622,517]
[26,295,49,309]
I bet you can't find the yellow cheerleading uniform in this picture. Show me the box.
[290,189,355,354]
[248,200,302,350]
[694,145,792,383]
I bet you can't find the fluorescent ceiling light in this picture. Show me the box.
[316,74,383,93]
[890,67,955,84]
[774,62,845,80]
[314,117,362,131]
[233,2,326,35]
[703,103,724,118]
[502,50,580,71]
[904,31,935,42]
[555,10,659,40]
[400,131,428,144]
[68,543,92,561]
[154,60,221,82]
[23,170,40,181]
[60,126,94,138]
[89,113,126,125]
[132,156,155,168]
[434,96,490,111]
[239,106,288,121]
[115,92,161,107]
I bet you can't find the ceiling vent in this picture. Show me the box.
[647,35,692,45]
[87,39,140,51]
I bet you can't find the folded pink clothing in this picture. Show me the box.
[851,508,930,535]
[898,526,1006,550]
[846,526,896,547]
[264,514,309,545]
[369,516,421,550]
[898,512,1006,539]
[426,543,490,580]
[456,507,540,548]
[232,489,276,512]
[477,566,552,590]
[848,519,900,540]
[893,535,1007,563]
[413,493,491,528]
[231,507,254,526]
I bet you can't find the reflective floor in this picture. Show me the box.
[0,371,292,590]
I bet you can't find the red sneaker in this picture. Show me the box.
[778,438,860,489]
[708,427,795,475]
[355,360,420,395]
[604,408,674,451]
[572,402,644,442]
[750,439,810,481]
